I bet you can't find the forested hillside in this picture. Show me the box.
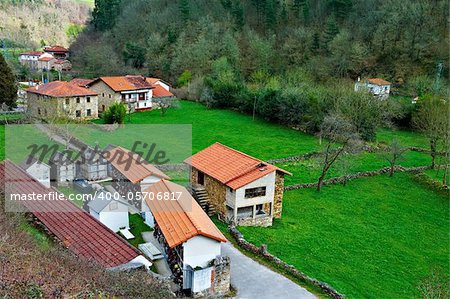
[0,0,91,48]
[71,0,448,84]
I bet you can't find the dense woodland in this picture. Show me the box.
[0,0,90,48]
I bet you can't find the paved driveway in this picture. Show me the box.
[222,243,317,299]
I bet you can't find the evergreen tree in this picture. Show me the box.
[232,0,245,30]
[0,53,17,108]
[265,0,277,31]
[322,16,339,50]
[92,0,122,31]
[179,0,190,23]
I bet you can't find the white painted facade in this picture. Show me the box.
[24,161,50,188]
[154,80,170,91]
[354,81,391,99]
[226,171,276,220]
[90,201,129,232]
[120,89,153,110]
[182,235,222,269]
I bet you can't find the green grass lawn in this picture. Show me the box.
[238,173,449,298]
[278,150,432,186]
[376,128,429,149]
[128,213,153,247]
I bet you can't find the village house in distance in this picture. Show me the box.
[26,81,98,119]
[354,77,392,99]
[18,45,71,72]
[185,142,291,227]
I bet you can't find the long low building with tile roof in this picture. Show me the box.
[26,81,99,120]
[1,160,151,270]
[185,142,291,227]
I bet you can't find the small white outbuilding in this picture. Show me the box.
[88,191,129,233]
[19,156,50,188]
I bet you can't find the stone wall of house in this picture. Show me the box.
[88,80,121,113]
[237,215,272,227]
[273,172,285,218]
[212,256,231,297]
[26,92,98,120]
[191,167,227,217]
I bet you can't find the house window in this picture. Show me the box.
[256,204,265,215]
[76,110,81,117]
[65,98,69,105]
[245,186,266,198]
[76,97,80,103]
[86,97,91,103]
[109,94,111,98]
[102,93,105,97]
[86,109,91,116]
[37,108,41,115]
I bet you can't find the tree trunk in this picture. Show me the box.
[430,139,436,169]
[389,164,395,177]
[317,171,326,192]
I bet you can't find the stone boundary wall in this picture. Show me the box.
[156,163,188,171]
[228,226,345,299]
[285,165,450,191]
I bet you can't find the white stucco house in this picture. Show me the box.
[88,191,129,233]
[19,156,50,188]
[144,180,228,294]
[355,77,392,99]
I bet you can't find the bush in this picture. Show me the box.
[103,102,127,124]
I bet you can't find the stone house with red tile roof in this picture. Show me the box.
[185,143,291,227]
[143,180,229,295]
[26,81,98,120]
[355,77,392,99]
[87,76,154,113]
[44,45,69,59]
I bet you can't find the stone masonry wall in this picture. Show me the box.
[273,172,285,218]
[204,174,227,217]
[237,215,272,227]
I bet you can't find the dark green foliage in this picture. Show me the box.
[102,102,126,124]
[123,42,146,68]
[92,0,122,31]
[0,53,17,108]
[179,0,190,23]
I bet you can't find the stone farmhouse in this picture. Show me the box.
[355,77,392,99]
[144,180,229,296]
[26,81,98,120]
[185,143,291,227]
[87,76,154,113]
[43,45,70,59]
[19,46,71,72]
[146,77,175,100]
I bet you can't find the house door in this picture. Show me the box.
[198,171,204,185]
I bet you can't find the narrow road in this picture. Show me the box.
[222,242,317,299]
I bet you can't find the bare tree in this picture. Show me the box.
[317,113,360,191]
[383,139,407,177]
[153,97,178,116]
[412,96,448,169]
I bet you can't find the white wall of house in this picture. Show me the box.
[367,83,390,95]
[19,54,39,61]
[183,235,221,269]
[154,81,170,91]
[121,89,152,110]
[229,171,276,209]
[90,201,129,232]
[25,162,50,188]
[141,201,155,227]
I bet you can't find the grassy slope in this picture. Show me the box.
[279,150,432,186]
[238,173,450,298]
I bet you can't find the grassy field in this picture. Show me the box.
[128,213,153,247]
[278,150,432,186]
[92,101,428,160]
[238,173,449,298]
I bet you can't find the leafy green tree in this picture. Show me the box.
[179,0,190,23]
[92,0,122,31]
[123,42,146,68]
[0,53,17,108]
[177,70,192,87]
[232,0,245,29]
[103,102,126,124]
[322,16,339,51]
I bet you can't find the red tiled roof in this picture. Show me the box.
[20,51,44,56]
[152,84,174,98]
[92,76,153,92]
[185,143,291,190]
[0,160,141,268]
[26,81,97,97]
[146,78,160,84]
[104,146,170,184]
[70,78,95,87]
[143,180,226,248]
[53,59,70,64]
[44,45,69,53]
[38,57,54,62]
[368,78,391,85]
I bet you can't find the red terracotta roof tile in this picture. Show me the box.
[185,143,291,190]
[26,81,97,97]
[92,76,153,92]
[20,51,44,56]
[70,78,95,87]
[104,146,170,184]
[0,160,141,268]
[44,45,69,53]
[143,180,226,248]
[368,78,391,85]
[152,84,174,98]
